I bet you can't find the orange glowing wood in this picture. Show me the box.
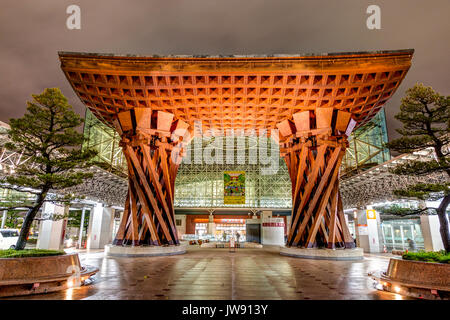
[283,108,356,248]
[58,50,413,247]
[110,109,187,246]
[59,50,413,134]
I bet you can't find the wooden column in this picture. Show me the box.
[111,108,189,246]
[277,109,357,249]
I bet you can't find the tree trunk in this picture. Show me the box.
[436,194,450,253]
[15,190,48,250]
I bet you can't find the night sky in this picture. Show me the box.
[0,0,449,141]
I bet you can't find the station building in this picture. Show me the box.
[0,50,447,253]
[81,108,397,247]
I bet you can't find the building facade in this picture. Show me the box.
[81,107,392,244]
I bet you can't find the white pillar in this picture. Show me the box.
[260,211,272,245]
[355,206,381,253]
[208,213,215,235]
[175,214,187,238]
[420,215,446,251]
[87,202,114,249]
[36,203,68,250]
[261,217,285,246]
[1,210,7,229]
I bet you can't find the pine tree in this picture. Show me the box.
[386,83,450,252]
[2,88,97,250]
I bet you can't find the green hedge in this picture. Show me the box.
[402,250,450,264]
[0,249,65,258]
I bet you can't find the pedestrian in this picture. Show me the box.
[236,232,240,243]
[351,233,357,246]
[406,238,417,252]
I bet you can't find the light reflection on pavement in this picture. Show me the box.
[5,246,413,300]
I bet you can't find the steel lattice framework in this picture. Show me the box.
[0,123,128,207]
[340,148,449,209]
[174,136,292,208]
[341,110,390,176]
[83,109,127,175]
[60,167,127,207]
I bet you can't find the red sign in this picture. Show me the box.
[262,222,285,227]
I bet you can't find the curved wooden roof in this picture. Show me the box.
[59,50,413,134]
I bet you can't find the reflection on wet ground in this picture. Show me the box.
[6,246,412,300]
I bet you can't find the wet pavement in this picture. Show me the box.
[5,246,411,300]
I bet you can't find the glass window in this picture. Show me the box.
[381,218,425,251]
[393,225,403,249]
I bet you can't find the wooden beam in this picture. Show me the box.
[304,150,343,248]
[126,145,173,243]
[326,180,339,248]
[141,143,178,242]
[291,146,342,246]
[288,144,327,245]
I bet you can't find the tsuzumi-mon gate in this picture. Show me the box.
[59,50,413,258]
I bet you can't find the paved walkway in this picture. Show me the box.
[7,246,411,300]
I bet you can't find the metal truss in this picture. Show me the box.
[341,110,390,177]
[4,112,445,211]
[83,110,127,175]
[340,148,449,209]
[0,123,127,207]
[174,136,292,208]
[0,125,37,173]
[60,167,127,207]
[79,109,396,210]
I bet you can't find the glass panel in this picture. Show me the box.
[402,226,412,241]
[174,136,292,208]
[342,110,390,176]
[413,224,425,250]
[380,218,426,251]
[347,221,355,238]
[393,225,403,250]
[382,224,393,248]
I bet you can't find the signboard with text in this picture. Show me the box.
[224,171,245,204]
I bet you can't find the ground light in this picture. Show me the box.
[370,272,447,300]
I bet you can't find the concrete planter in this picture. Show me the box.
[370,258,450,299]
[384,258,449,290]
[200,242,262,248]
[0,253,98,297]
[280,246,364,260]
[105,243,187,257]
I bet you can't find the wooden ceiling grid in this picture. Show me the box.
[59,51,413,135]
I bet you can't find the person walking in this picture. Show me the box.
[407,238,417,252]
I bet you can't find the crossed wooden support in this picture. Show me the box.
[277,108,358,249]
[111,108,189,246]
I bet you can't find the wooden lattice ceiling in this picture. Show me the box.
[59,50,413,134]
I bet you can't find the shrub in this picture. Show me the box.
[402,250,450,264]
[26,238,38,245]
[0,249,65,258]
